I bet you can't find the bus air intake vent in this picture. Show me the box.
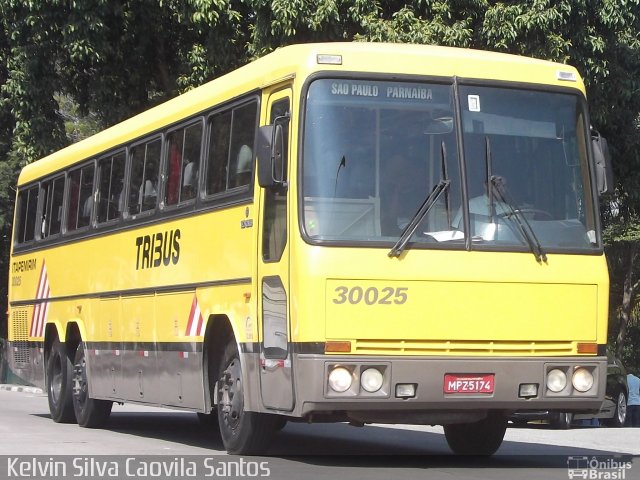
[354,339,576,356]
[11,309,30,365]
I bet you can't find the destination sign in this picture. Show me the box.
[330,81,434,100]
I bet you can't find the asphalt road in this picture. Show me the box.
[1,387,639,480]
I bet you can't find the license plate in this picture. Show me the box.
[444,374,495,394]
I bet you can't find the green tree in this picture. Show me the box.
[247,0,378,56]
[0,24,17,339]
[1,1,640,369]
[0,0,251,327]
[249,0,640,365]
[605,213,640,364]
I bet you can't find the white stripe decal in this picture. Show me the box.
[185,295,205,337]
[30,262,51,338]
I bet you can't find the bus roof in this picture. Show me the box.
[17,42,585,186]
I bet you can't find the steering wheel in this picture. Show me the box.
[499,208,554,221]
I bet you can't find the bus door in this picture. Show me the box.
[257,89,294,411]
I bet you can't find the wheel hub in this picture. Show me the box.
[50,356,63,403]
[617,393,627,424]
[219,358,243,430]
[72,356,88,408]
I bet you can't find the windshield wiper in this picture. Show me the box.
[490,176,547,263]
[333,155,346,197]
[441,141,452,228]
[389,141,452,258]
[388,179,450,257]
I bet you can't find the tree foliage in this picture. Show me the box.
[1,1,640,367]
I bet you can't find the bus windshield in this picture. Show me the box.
[302,78,599,253]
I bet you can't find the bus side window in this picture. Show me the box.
[66,169,81,230]
[128,139,160,215]
[206,110,232,195]
[78,165,95,228]
[40,175,64,238]
[15,186,38,244]
[181,123,202,201]
[205,100,257,196]
[165,122,202,206]
[166,130,183,205]
[228,102,258,189]
[142,140,161,211]
[129,145,145,215]
[97,152,125,223]
[67,164,95,231]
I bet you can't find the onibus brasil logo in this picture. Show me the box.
[567,456,633,479]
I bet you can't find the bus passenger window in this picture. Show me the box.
[78,166,94,228]
[128,139,160,215]
[165,122,202,206]
[97,152,125,223]
[166,131,183,205]
[182,123,202,201]
[40,175,64,238]
[15,186,38,244]
[228,102,258,188]
[206,111,232,195]
[205,100,257,196]
[66,164,94,231]
[232,145,253,188]
[142,141,160,211]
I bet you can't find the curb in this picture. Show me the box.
[0,384,44,394]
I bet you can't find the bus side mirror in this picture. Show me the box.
[592,130,614,195]
[257,125,274,187]
[257,118,288,188]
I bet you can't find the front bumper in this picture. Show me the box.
[284,354,607,423]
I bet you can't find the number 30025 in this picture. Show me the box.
[332,286,408,305]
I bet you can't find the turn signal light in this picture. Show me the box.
[325,341,351,353]
[577,343,597,354]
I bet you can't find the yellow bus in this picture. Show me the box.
[7,42,612,455]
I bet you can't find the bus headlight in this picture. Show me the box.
[328,367,353,393]
[361,368,383,393]
[572,367,594,392]
[546,368,567,392]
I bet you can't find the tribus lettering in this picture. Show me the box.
[135,229,181,270]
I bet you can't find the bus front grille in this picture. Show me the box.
[353,339,576,356]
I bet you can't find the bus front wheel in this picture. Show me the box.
[216,339,277,455]
[72,343,113,428]
[46,338,76,423]
[443,413,507,455]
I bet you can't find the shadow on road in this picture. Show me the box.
[31,410,635,468]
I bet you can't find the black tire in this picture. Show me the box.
[550,412,573,430]
[443,413,507,455]
[216,339,277,454]
[605,391,627,428]
[72,343,113,428]
[46,338,76,423]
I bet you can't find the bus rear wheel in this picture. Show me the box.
[443,413,507,455]
[605,390,627,428]
[216,339,277,455]
[72,343,113,428]
[46,338,76,423]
